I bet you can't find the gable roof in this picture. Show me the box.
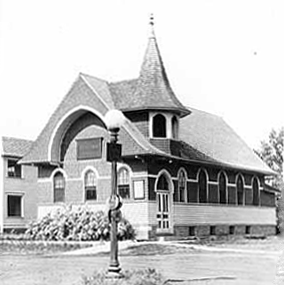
[19,23,274,176]
[2,136,33,158]
[179,108,274,175]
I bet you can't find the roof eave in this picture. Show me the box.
[121,106,191,117]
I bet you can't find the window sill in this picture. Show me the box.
[6,216,24,219]
[156,229,174,235]
[6,176,23,180]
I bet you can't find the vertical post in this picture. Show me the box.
[107,130,121,277]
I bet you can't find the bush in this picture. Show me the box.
[25,207,136,242]
[82,268,166,285]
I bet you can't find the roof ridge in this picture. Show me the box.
[110,78,138,85]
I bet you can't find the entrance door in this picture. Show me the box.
[157,192,170,230]
[156,172,171,231]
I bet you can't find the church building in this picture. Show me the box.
[16,20,277,240]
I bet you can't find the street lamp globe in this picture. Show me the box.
[104,109,125,132]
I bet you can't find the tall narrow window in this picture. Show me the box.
[153,114,166,138]
[54,171,65,203]
[171,116,178,139]
[252,177,260,206]
[85,170,97,201]
[198,169,207,203]
[236,175,244,205]
[7,195,22,217]
[118,168,130,199]
[219,172,227,204]
[177,169,186,202]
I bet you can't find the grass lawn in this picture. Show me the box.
[0,236,282,285]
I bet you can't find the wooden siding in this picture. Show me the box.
[172,204,276,225]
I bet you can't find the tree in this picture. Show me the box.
[255,127,284,234]
[256,127,284,189]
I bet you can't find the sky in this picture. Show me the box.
[0,0,284,150]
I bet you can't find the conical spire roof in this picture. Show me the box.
[110,16,190,117]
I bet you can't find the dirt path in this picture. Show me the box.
[0,248,280,285]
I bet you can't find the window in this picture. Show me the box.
[85,170,97,201]
[171,116,178,139]
[198,169,207,203]
[189,226,196,236]
[229,226,235,235]
[7,195,22,217]
[210,226,216,235]
[236,175,244,205]
[177,169,186,202]
[252,177,260,206]
[54,171,65,203]
[157,174,169,190]
[153,114,166,138]
[77,138,103,160]
[245,226,251,235]
[219,172,227,204]
[7,160,22,178]
[118,168,130,199]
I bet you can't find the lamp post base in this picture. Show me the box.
[106,266,123,279]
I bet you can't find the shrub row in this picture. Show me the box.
[82,268,166,285]
[25,207,136,241]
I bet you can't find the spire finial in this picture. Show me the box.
[149,13,155,38]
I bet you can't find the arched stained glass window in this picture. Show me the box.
[252,177,260,206]
[198,169,207,203]
[153,114,166,138]
[85,170,97,201]
[236,175,244,205]
[54,171,65,203]
[118,168,130,199]
[177,169,186,202]
[219,172,227,204]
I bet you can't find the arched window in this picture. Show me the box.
[198,169,207,203]
[54,171,65,202]
[219,172,227,204]
[85,170,97,201]
[171,116,178,139]
[153,114,166,138]
[252,177,260,206]
[177,169,186,202]
[118,168,130,199]
[157,174,169,190]
[236,175,244,205]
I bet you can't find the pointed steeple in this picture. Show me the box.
[133,15,190,117]
[110,16,190,117]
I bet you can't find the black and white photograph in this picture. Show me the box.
[0,1,283,284]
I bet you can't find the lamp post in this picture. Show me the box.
[104,109,125,278]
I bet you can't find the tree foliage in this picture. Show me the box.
[256,127,284,234]
[256,127,284,189]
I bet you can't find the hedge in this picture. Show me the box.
[25,207,136,241]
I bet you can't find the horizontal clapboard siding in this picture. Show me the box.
[173,204,276,225]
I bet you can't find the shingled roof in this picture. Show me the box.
[19,21,274,176]
[109,25,190,117]
[2,136,33,157]
[179,108,274,175]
